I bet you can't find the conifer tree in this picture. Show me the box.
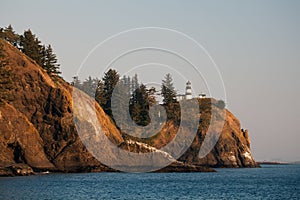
[101,69,120,116]
[133,84,150,125]
[111,77,132,127]
[161,73,177,105]
[20,29,44,66]
[161,73,179,121]
[40,44,46,68]
[131,74,139,94]
[129,84,157,126]
[0,26,62,82]
[95,79,105,105]
[2,25,19,45]
[44,44,61,76]
[81,76,98,97]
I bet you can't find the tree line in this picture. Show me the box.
[0,25,61,77]
[73,69,179,127]
[1,25,225,122]
[73,69,226,130]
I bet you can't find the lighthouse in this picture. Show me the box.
[185,81,192,100]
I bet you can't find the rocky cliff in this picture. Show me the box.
[0,40,258,176]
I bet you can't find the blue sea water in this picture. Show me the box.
[0,164,299,199]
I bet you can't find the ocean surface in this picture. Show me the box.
[0,164,299,199]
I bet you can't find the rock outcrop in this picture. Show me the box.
[0,164,34,177]
[179,110,259,168]
[0,40,258,176]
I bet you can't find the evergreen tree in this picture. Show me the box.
[0,26,62,80]
[161,73,179,121]
[122,75,131,94]
[161,73,177,105]
[40,44,46,68]
[130,74,139,107]
[122,75,132,123]
[20,29,44,66]
[2,25,19,45]
[130,84,156,126]
[131,74,139,94]
[95,79,105,106]
[81,76,98,97]
[147,86,157,106]
[136,84,150,125]
[111,77,132,127]
[44,44,61,76]
[92,71,157,126]
[100,69,120,116]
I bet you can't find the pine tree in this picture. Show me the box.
[40,44,46,68]
[100,69,120,117]
[130,74,139,106]
[161,73,179,121]
[161,73,177,105]
[95,79,105,105]
[136,84,150,125]
[122,75,132,124]
[2,25,19,45]
[44,44,61,77]
[129,84,156,126]
[81,76,98,97]
[147,86,157,106]
[111,77,132,127]
[131,74,139,93]
[20,29,44,66]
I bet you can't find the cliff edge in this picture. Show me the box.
[0,40,258,176]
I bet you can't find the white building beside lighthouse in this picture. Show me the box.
[177,81,194,101]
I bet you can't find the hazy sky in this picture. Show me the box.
[1,0,300,162]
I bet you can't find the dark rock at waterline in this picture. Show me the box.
[0,164,34,177]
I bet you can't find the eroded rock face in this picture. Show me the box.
[179,110,259,168]
[0,104,55,170]
[0,41,123,174]
[0,40,258,176]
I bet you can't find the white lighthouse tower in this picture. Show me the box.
[185,81,192,100]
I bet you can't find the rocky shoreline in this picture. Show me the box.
[0,40,259,177]
[0,162,217,177]
[0,164,34,177]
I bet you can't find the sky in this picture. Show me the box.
[1,0,300,162]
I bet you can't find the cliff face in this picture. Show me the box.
[0,40,258,176]
[0,40,122,175]
[179,110,258,168]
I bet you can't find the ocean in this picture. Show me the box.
[0,164,299,199]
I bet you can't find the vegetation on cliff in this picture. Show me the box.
[0,26,259,176]
[0,25,61,77]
